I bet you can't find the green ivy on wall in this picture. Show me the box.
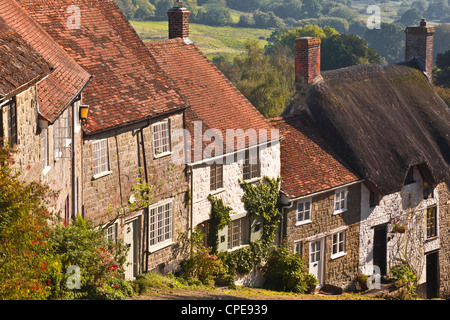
[209,176,282,276]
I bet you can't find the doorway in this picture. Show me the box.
[426,251,439,299]
[124,217,140,280]
[373,225,387,276]
[309,238,324,286]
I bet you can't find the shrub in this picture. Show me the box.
[263,245,315,294]
[0,145,57,300]
[178,246,227,286]
[47,216,132,300]
[389,264,418,299]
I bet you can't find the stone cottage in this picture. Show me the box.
[146,3,281,259]
[17,0,190,279]
[283,21,450,298]
[0,0,91,223]
[272,111,362,290]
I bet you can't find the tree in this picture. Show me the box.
[301,0,323,19]
[397,8,422,26]
[321,33,382,70]
[220,40,295,117]
[114,0,136,20]
[434,49,450,87]
[364,22,405,64]
[133,0,156,21]
[0,146,57,299]
[197,0,233,26]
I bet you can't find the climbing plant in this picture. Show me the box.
[220,176,282,275]
[239,176,282,246]
[206,195,232,253]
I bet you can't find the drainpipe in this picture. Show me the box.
[280,199,294,244]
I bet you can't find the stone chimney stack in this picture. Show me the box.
[405,19,435,82]
[294,37,321,85]
[167,0,191,40]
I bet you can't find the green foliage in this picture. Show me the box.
[264,244,318,293]
[218,39,294,117]
[47,216,131,300]
[434,85,450,107]
[364,22,405,64]
[179,246,227,286]
[0,146,56,300]
[197,0,233,26]
[239,176,281,245]
[207,195,232,253]
[434,49,450,87]
[389,264,418,299]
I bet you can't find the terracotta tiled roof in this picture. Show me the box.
[0,0,90,122]
[16,0,186,134]
[271,112,360,199]
[146,38,275,162]
[0,20,52,101]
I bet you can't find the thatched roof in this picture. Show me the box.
[288,64,450,195]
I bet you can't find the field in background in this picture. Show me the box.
[131,20,272,60]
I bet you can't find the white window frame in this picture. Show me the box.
[227,214,250,251]
[294,240,303,256]
[92,138,111,178]
[331,230,346,259]
[40,124,51,175]
[106,222,118,242]
[296,198,312,225]
[334,187,348,214]
[152,120,171,158]
[148,198,174,252]
[54,108,71,159]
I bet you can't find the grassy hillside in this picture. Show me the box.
[131,20,272,59]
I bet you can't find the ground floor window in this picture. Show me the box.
[149,200,173,247]
[331,230,346,258]
[228,216,249,250]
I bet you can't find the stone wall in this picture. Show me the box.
[437,182,450,298]
[4,86,83,221]
[82,112,189,272]
[284,182,361,290]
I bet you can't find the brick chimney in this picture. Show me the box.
[294,37,321,85]
[405,19,435,82]
[167,0,191,41]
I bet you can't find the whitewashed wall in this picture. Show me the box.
[191,141,281,228]
[359,166,440,285]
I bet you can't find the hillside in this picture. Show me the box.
[131,20,272,59]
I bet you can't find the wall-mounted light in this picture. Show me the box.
[80,104,89,120]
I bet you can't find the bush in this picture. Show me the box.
[389,264,418,299]
[263,245,316,293]
[47,216,132,300]
[178,246,227,286]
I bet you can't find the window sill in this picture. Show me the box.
[331,252,347,260]
[227,244,250,252]
[296,220,312,226]
[92,170,112,180]
[244,176,261,184]
[148,240,174,253]
[42,166,51,176]
[154,151,172,159]
[333,208,347,215]
[209,187,225,196]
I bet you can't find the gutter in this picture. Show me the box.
[281,179,364,203]
[186,137,282,167]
